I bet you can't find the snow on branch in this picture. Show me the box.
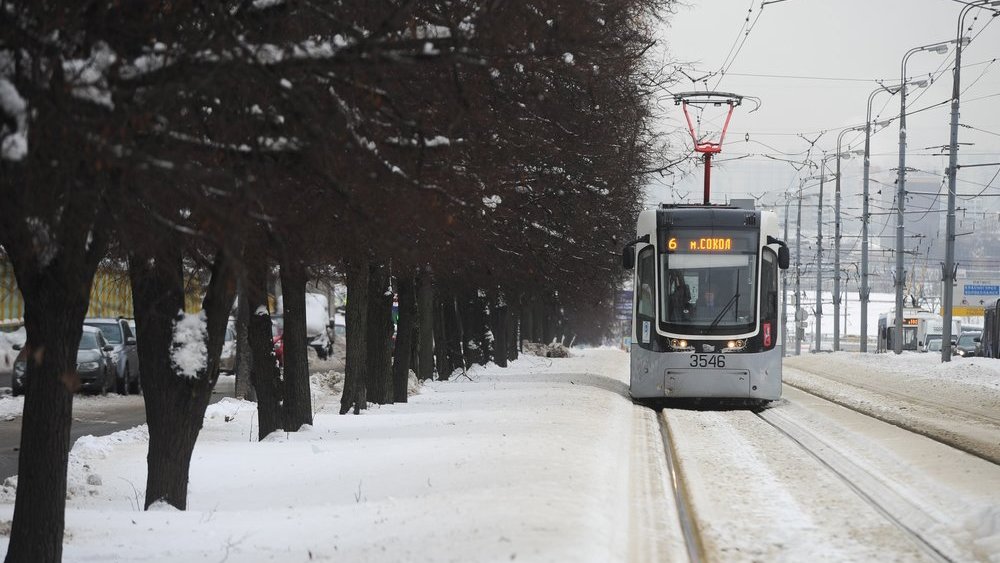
[0,77,28,161]
[63,42,117,109]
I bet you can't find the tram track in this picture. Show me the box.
[652,390,999,562]
[754,406,955,562]
[784,361,1000,428]
[656,410,705,563]
[782,367,1000,466]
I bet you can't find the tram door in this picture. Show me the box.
[634,246,656,348]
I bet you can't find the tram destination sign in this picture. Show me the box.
[662,229,756,254]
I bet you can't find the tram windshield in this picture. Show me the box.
[659,228,758,335]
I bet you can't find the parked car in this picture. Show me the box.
[219,321,237,373]
[954,331,982,358]
[84,317,140,394]
[12,326,116,396]
[921,334,942,353]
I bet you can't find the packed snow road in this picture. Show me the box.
[0,348,997,562]
[650,352,1000,562]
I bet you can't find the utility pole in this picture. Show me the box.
[943,2,997,362]
[861,84,908,352]
[782,197,791,357]
[794,178,809,356]
[834,127,863,352]
[815,161,825,353]
[796,175,820,356]
[895,40,951,354]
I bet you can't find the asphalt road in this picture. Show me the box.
[0,375,236,481]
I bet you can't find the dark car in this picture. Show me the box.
[84,317,140,394]
[12,326,116,396]
[954,331,982,358]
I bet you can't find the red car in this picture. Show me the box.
[272,333,284,367]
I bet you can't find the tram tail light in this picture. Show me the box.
[763,322,773,348]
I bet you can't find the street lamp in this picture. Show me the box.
[860,81,925,352]
[894,39,953,355]
[834,127,865,352]
[815,152,842,353]
[795,177,820,356]
[780,195,792,357]
[942,0,1000,362]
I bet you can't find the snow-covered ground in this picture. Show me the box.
[0,348,997,561]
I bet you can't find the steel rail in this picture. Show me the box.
[755,407,954,562]
[657,411,705,563]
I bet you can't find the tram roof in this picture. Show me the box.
[655,204,760,229]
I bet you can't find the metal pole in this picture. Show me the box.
[861,87,889,353]
[942,32,963,363]
[942,4,996,361]
[895,40,952,354]
[834,149,842,352]
[782,198,790,357]
[895,52,913,355]
[795,181,804,356]
[844,277,849,344]
[832,127,863,352]
[703,153,712,205]
[815,162,825,352]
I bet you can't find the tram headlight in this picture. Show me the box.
[669,339,691,351]
[678,339,687,348]
[723,339,746,352]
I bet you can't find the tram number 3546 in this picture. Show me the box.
[689,354,726,368]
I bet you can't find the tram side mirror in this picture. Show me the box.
[766,235,790,270]
[622,246,635,270]
[777,246,790,270]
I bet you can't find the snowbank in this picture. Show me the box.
[0,350,646,562]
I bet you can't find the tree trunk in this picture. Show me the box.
[416,269,435,381]
[2,200,108,563]
[245,246,282,439]
[243,239,284,440]
[392,275,416,402]
[493,294,509,368]
[537,302,549,343]
[477,292,492,366]
[279,257,312,430]
[433,293,450,380]
[508,302,520,362]
[522,301,534,346]
[233,282,254,400]
[340,257,369,415]
[366,261,393,404]
[132,248,236,510]
[459,293,481,367]
[443,294,464,378]
[7,280,98,562]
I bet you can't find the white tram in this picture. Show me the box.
[622,202,789,401]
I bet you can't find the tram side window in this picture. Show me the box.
[761,248,778,321]
[636,246,655,318]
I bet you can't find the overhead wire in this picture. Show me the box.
[710,1,768,91]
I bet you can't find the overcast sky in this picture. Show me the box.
[647,0,1000,213]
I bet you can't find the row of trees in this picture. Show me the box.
[0,1,673,561]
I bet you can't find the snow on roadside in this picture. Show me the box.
[784,351,1000,464]
[0,349,648,563]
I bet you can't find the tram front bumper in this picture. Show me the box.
[629,344,782,400]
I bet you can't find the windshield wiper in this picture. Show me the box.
[709,293,740,329]
[709,270,742,330]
